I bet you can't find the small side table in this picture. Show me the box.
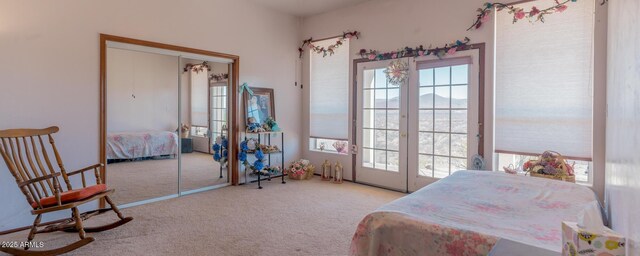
[181,138,193,153]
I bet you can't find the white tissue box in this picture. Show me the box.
[562,221,625,256]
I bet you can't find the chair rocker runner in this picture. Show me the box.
[0,126,132,255]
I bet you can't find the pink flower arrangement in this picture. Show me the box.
[447,47,457,55]
[514,10,526,20]
[288,159,315,180]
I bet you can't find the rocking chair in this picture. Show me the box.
[0,127,132,255]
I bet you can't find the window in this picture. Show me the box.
[310,138,349,155]
[497,153,591,183]
[417,64,470,178]
[309,37,350,153]
[210,84,227,140]
[495,0,595,182]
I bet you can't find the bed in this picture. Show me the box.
[106,131,179,161]
[350,171,600,256]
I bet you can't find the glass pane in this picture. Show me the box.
[419,87,434,109]
[374,89,387,108]
[363,69,375,89]
[363,129,374,148]
[434,67,450,85]
[451,65,468,84]
[387,88,400,108]
[363,89,374,109]
[434,133,450,156]
[419,110,433,131]
[434,156,450,178]
[387,131,399,151]
[374,129,386,149]
[419,69,434,86]
[451,134,467,158]
[419,132,434,154]
[451,85,468,108]
[362,148,374,168]
[451,158,467,173]
[375,69,387,88]
[434,86,450,108]
[434,110,450,132]
[374,110,386,129]
[419,155,433,177]
[387,151,399,172]
[387,110,400,130]
[374,150,387,169]
[363,109,374,128]
[451,110,467,133]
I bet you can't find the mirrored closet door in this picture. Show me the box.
[179,58,231,193]
[101,35,237,207]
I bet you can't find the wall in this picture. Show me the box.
[300,0,607,200]
[107,48,179,133]
[0,0,301,230]
[605,0,640,254]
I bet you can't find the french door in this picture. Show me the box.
[355,51,480,192]
[355,59,408,190]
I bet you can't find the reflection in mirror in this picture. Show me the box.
[180,58,230,192]
[106,47,180,205]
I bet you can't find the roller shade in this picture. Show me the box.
[309,38,350,140]
[495,0,594,160]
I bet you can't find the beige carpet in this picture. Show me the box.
[2,178,403,256]
[107,152,228,205]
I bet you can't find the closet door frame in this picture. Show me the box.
[99,34,241,208]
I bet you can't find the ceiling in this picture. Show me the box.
[248,0,370,17]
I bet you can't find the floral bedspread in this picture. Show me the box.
[350,171,599,256]
[106,131,179,160]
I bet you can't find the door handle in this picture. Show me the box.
[401,132,407,138]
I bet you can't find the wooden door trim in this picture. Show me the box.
[99,34,240,207]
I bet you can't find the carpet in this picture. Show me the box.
[107,152,228,205]
[1,178,404,256]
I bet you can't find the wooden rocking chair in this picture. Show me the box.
[0,127,132,255]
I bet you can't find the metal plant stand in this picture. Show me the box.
[242,132,285,189]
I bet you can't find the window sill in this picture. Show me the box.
[309,149,349,156]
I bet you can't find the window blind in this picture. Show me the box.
[190,70,209,127]
[495,0,595,160]
[309,38,350,140]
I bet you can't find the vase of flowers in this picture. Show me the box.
[288,159,315,180]
[523,151,575,183]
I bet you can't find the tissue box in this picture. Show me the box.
[562,221,625,256]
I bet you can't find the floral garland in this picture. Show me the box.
[209,73,228,82]
[212,135,228,166]
[183,61,211,73]
[299,31,360,58]
[358,37,471,61]
[468,0,582,31]
[238,140,265,174]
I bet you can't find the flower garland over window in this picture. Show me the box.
[183,61,211,73]
[468,0,607,31]
[359,37,471,61]
[298,31,360,58]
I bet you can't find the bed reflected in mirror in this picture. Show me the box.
[105,46,180,205]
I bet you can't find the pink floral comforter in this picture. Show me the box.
[350,171,599,256]
[106,131,179,160]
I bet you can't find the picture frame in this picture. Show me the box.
[243,87,275,126]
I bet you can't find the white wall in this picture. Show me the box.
[0,0,301,230]
[300,0,607,201]
[605,0,640,254]
[107,48,179,133]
